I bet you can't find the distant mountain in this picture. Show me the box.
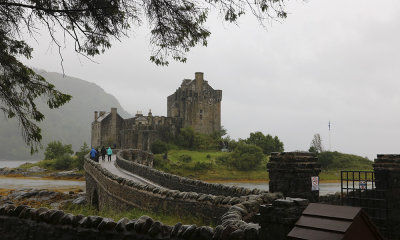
[0,70,131,160]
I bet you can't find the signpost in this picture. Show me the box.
[311,176,319,191]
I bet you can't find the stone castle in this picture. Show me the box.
[91,72,222,150]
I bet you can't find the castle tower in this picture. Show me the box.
[167,72,222,134]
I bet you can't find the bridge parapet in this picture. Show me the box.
[118,149,153,167]
[116,149,265,197]
[85,156,281,225]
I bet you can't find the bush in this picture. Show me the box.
[151,140,168,154]
[228,143,264,170]
[178,154,192,163]
[54,155,73,170]
[44,141,73,160]
[245,132,284,154]
[153,154,168,168]
[206,154,211,159]
[216,155,229,165]
[37,159,57,169]
[193,162,213,171]
[73,142,89,170]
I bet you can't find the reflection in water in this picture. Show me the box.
[215,182,342,196]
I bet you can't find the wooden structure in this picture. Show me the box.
[288,203,384,240]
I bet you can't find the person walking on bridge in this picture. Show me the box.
[107,147,113,162]
[90,147,96,160]
[95,148,100,162]
[100,146,106,161]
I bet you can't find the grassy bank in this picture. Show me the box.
[154,150,269,181]
[154,150,373,182]
[61,203,213,227]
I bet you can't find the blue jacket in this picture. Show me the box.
[90,148,97,158]
[107,147,112,155]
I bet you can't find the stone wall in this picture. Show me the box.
[256,197,309,240]
[116,150,265,197]
[268,152,321,202]
[0,193,300,240]
[373,154,400,239]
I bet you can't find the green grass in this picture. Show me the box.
[61,203,213,227]
[154,150,374,181]
[154,150,269,181]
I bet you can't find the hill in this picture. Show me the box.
[318,151,373,170]
[0,70,131,160]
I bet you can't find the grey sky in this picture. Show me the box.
[21,0,400,160]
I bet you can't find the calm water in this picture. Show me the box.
[0,177,85,190]
[0,160,85,190]
[0,160,39,168]
[0,160,340,194]
[215,182,342,196]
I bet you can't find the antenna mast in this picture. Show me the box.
[328,121,332,151]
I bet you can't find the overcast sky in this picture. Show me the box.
[21,0,400,160]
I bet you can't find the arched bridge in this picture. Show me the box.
[84,148,280,227]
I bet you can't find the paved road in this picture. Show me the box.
[98,155,162,188]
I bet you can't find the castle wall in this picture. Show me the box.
[119,116,182,150]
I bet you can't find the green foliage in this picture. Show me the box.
[309,133,324,153]
[317,151,372,170]
[44,141,73,160]
[175,127,219,150]
[228,143,265,170]
[153,154,168,169]
[2,0,290,153]
[36,159,57,169]
[206,154,211,159]
[216,155,229,165]
[193,162,214,171]
[308,146,318,154]
[244,132,284,154]
[0,35,71,153]
[178,154,192,163]
[151,140,168,154]
[54,155,74,170]
[73,142,89,170]
[61,203,213,227]
[153,149,268,181]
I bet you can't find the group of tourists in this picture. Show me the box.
[90,146,113,162]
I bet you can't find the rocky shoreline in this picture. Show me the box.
[0,166,84,180]
[0,188,86,209]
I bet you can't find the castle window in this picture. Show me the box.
[200,109,203,113]
[200,115,203,120]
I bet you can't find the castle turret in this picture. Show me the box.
[94,111,98,121]
[195,72,204,91]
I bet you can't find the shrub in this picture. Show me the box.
[193,162,213,171]
[37,159,57,169]
[178,154,192,163]
[151,140,168,154]
[73,142,89,170]
[216,155,229,165]
[44,141,73,160]
[153,154,168,168]
[54,155,73,170]
[228,143,264,170]
[206,154,211,159]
